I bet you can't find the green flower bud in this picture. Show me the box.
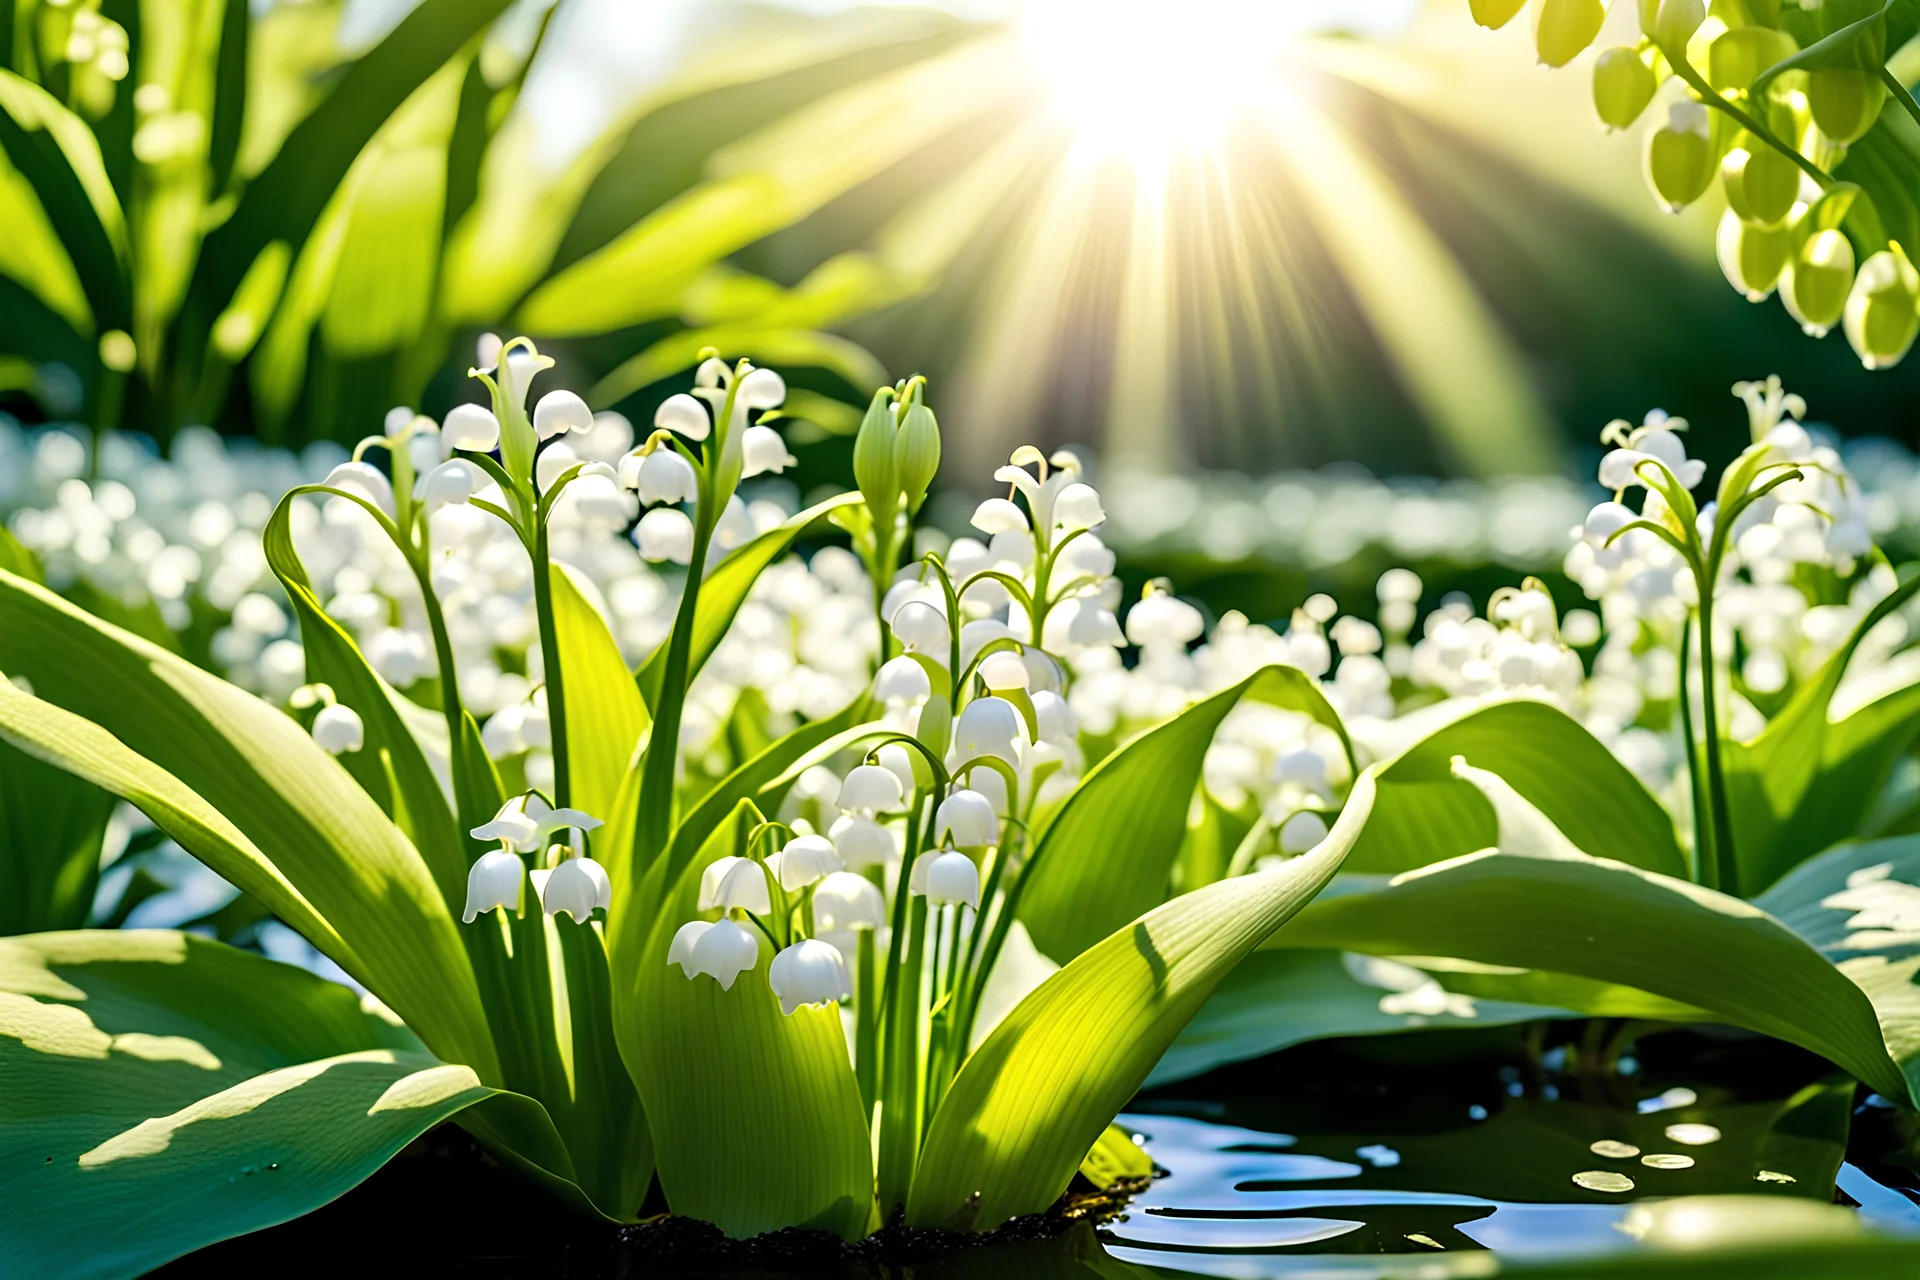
[1720,140,1800,226]
[1844,244,1920,370]
[852,388,900,527]
[1640,0,1704,50]
[1808,68,1886,146]
[1716,210,1789,301]
[1645,100,1716,211]
[1470,0,1527,28]
[1781,228,1855,337]
[1707,26,1796,94]
[894,399,941,515]
[1535,0,1605,68]
[1594,47,1657,130]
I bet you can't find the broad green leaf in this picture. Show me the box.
[1077,1122,1151,1189]
[0,736,112,935]
[905,768,1375,1230]
[0,930,497,1279]
[0,570,493,1077]
[550,562,649,823]
[1729,571,1920,894]
[0,70,129,330]
[1269,850,1909,1102]
[263,496,467,911]
[1349,698,1687,879]
[625,802,871,1240]
[0,679,358,971]
[0,137,91,333]
[635,492,864,709]
[1755,2,1889,96]
[1018,664,1353,963]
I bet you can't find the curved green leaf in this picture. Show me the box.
[0,70,128,330]
[0,930,497,1279]
[1349,698,1687,879]
[1018,664,1353,963]
[0,569,493,1077]
[0,679,358,971]
[0,734,112,935]
[635,491,864,709]
[905,768,1374,1230]
[1269,850,1909,1101]
[626,802,871,1239]
[551,562,649,823]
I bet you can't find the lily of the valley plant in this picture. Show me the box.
[0,339,1370,1274]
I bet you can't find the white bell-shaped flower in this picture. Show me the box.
[958,763,1008,815]
[876,743,918,796]
[542,855,611,922]
[741,425,795,477]
[470,794,601,853]
[971,497,1029,535]
[637,508,695,564]
[422,459,483,510]
[936,789,998,848]
[620,448,698,505]
[813,871,886,932]
[556,471,629,524]
[910,849,980,909]
[1050,598,1125,650]
[1278,810,1329,855]
[891,600,948,653]
[668,918,759,989]
[768,834,841,891]
[698,855,773,914]
[738,366,786,409]
[311,703,364,755]
[442,402,501,452]
[769,939,850,1015]
[655,393,711,441]
[462,850,524,922]
[831,814,898,870]
[1598,426,1706,492]
[954,695,1025,764]
[977,650,1029,691]
[838,763,905,814]
[959,619,1015,672]
[1052,482,1105,532]
[324,462,395,518]
[873,655,932,703]
[1031,690,1077,746]
[1127,593,1205,648]
[533,390,594,441]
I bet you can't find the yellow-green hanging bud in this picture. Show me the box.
[1720,140,1800,225]
[1594,48,1657,130]
[1716,210,1790,301]
[1808,69,1886,146]
[894,398,941,516]
[1470,0,1527,29]
[851,388,900,528]
[1844,243,1920,369]
[1641,0,1705,50]
[1535,0,1606,68]
[1781,228,1855,337]
[1645,100,1716,211]
[1707,27,1796,94]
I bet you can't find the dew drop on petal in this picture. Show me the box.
[1663,1123,1721,1146]
[1640,1153,1695,1170]
[1573,1170,1636,1193]
[1589,1140,1640,1159]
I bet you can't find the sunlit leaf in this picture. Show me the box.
[549,562,649,823]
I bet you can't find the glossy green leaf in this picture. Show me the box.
[905,769,1375,1230]
[0,134,92,333]
[1018,664,1353,963]
[625,802,871,1239]
[0,930,497,1279]
[1270,850,1909,1101]
[550,562,649,823]
[0,679,358,970]
[0,70,128,330]
[1728,572,1920,894]
[0,570,493,1076]
[635,492,864,709]
[1349,698,1687,879]
[0,736,112,935]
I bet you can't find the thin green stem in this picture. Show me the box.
[1880,64,1920,135]
[1664,54,1833,190]
[531,519,572,809]
[1677,616,1715,890]
[1695,590,1740,897]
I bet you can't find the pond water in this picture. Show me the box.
[168,1022,1920,1277]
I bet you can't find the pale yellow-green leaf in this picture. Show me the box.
[550,562,649,824]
